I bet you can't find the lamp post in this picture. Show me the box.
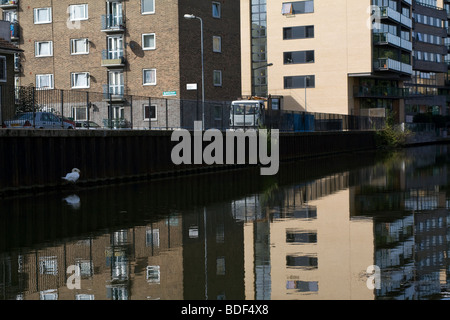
[184,14,205,130]
[304,75,310,113]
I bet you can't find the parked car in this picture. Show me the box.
[2,112,75,129]
[75,121,101,129]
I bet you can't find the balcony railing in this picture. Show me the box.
[354,86,409,98]
[373,32,412,51]
[103,84,124,101]
[0,0,18,8]
[379,6,412,28]
[374,58,413,75]
[101,14,125,32]
[101,50,125,67]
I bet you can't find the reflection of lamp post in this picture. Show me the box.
[184,14,205,130]
[252,63,273,97]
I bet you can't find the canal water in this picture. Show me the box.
[0,144,449,300]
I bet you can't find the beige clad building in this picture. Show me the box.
[241,0,416,122]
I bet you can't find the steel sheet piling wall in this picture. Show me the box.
[0,130,377,193]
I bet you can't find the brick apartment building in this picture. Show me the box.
[0,0,241,128]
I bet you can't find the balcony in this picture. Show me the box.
[103,84,125,101]
[10,22,19,41]
[101,50,125,67]
[373,32,412,52]
[0,0,18,9]
[379,6,412,28]
[101,14,125,33]
[374,58,413,75]
[354,86,409,98]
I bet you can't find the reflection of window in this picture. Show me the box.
[142,33,156,50]
[212,2,221,18]
[213,70,222,86]
[39,257,58,275]
[286,231,317,243]
[40,289,58,300]
[76,294,94,300]
[286,280,318,292]
[34,8,52,24]
[147,266,160,283]
[146,228,160,246]
[286,255,318,269]
[213,36,222,52]
[216,257,226,275]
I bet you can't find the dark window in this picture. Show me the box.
[284,50,314,64]
[282,1,314,14]
[283,26,314,40]
[284,75,315,89]
[286,255,318,268]
[144,105,156,120]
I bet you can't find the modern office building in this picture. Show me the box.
[241,0,449,122]
[0,0,241,124]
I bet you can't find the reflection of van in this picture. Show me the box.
[230,100,265,128]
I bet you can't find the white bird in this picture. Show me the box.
[62,168,81,183]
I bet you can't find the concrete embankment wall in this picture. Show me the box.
[0,129,377,194]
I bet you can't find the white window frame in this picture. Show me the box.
[213,70,222,86]
[34,7,52,24]
[0,56,6,82]
[141,0,155,15]
[72,106,88,121]
[212,2,221,18]
[69,4,88,21]
[142,33,156,50]
[35,41,53,57]
[36,74,54,90]
[143,104,157,121]
[213,36,222,53]
[71,72,90,89]
[71,38,89,55]
[143,68,156,86]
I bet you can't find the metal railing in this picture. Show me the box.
[0,85,386,132]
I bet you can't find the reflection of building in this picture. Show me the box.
[0,218,183,300]
[244,172,376,300]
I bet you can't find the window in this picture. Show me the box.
[69,4,88,21]
[3,10,17,22]
[34,8,52,24]
[35,41,53,57]
[36,74,54,89]
[141,0,155,14]
[0,56,6,82]
[142,33,155,50]
[284,75,315,89]
[213,36,222,52]
[282,1,314,14]
[146,266,160,283]
[71,72,90,88]
[144,105,157,121]
[213,70,222,86]
[212,2,221,18]
[71,38,89,55]
[72,107,87,121]
[284,50,315,64]
[283,26,314,39]
[143,69,156,85]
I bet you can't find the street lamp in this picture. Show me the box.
[304,75,310,113]
[184,14,205,130]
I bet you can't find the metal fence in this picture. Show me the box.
[0,85,385,132]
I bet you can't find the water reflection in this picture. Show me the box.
[0,144,449,300]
